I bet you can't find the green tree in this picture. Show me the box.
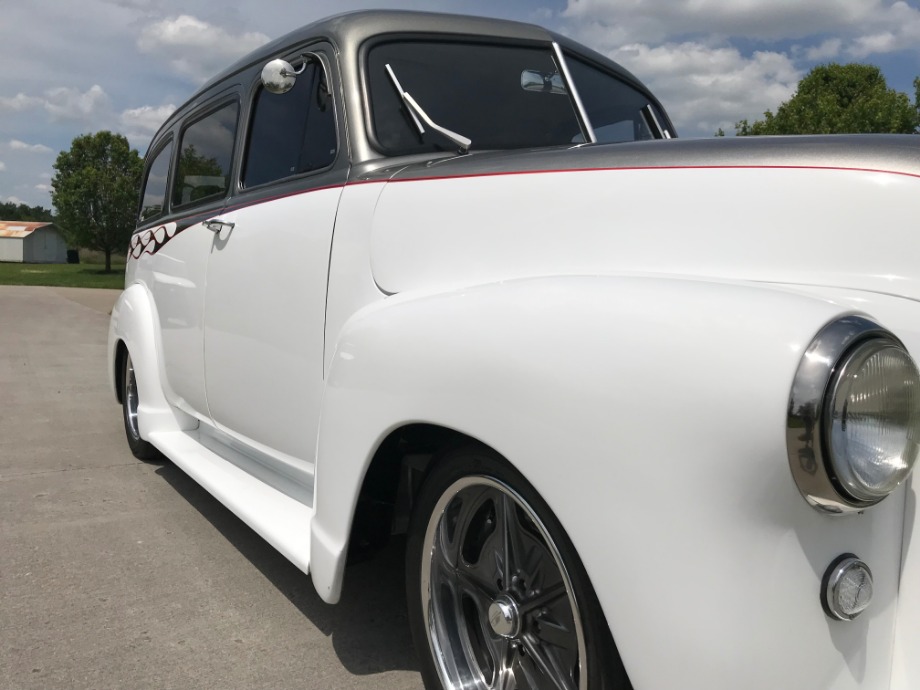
[736,63,919,135]
[51,131,142,272]
[0,201,54,222]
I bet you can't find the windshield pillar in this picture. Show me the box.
[552,41,596,144]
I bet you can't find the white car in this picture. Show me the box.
[108,10,920,690]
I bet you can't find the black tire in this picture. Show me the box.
[121,351,160,461]
[406,444,629,690]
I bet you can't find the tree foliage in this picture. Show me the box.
[0,201,54,222]
[736,63,919,136]
[51,131,142,272]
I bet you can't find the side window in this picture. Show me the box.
[172,101,239,207]
[139,140,172,223]
[566,56,662,143]
[243,60,337,188]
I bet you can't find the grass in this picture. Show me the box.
[0,252,126,290]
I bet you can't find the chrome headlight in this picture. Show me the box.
[788,316,920,513]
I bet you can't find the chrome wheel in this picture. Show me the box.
[120,349,158,460]
[124,353,141,441]
[421,476,587,690]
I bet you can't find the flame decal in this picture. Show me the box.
[129,223,180,259]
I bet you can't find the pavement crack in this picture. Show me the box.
[0,462,144,481]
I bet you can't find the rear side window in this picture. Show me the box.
[172,102,239,207]
[243,60,337,188]
[139,140,172,223]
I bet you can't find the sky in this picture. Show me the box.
[1,0,919,209]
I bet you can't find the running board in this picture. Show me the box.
[147,429,314,575]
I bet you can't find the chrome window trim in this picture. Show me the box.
[551,41,596,145]
[786,315,901,514]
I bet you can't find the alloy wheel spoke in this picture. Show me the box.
[514,649,562,690]
[499,492,528,587]
[476,618,512,688]
[490,639,516,690]
[533,616,578,652]
[519,582,567,615]
[441,486,492,569]
[521,635,577,690]
[456,562,499,606]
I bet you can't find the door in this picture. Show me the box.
[143,98,239,419]
[202,50,345,462]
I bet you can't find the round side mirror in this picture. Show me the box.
[261,59,299,95]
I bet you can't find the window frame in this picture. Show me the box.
[171,96,241,212]
[136,135,174,227]
[238,45,341,193]
[562,49,675,142]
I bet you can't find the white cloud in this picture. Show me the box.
[120,104,178,151]
[34,183,51,192]
[852,32,899,57]
[561,0,889,43]
[4,196,24,205]
[42,85,111,123]
[0,93,43,112]
[120,104,176,137]
[138,15,270,82]
[0,87,113,126]
[9,140,53,154]
[610,41,800,135]
[557,0,920,135]
[0,161,6,171]
[561,0,920,59]
[803,38,843,61]
[847,1,920,56]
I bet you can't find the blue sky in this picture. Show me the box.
[1,0,919,209]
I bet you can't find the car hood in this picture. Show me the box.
[368,135,920,300]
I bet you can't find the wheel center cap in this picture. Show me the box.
[488,595,521,638]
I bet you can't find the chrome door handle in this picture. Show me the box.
[204,218,235,233]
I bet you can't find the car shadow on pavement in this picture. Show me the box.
[154,462,420,677]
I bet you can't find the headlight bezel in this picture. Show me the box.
[787,315,919,514]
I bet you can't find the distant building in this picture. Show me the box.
[0,221,69,263]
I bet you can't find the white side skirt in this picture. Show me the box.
[148,429,315,575]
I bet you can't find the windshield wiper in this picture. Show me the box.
[385,64,472,154]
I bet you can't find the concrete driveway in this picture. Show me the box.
[0,286,422,689]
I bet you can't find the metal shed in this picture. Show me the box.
[0,222,69,263]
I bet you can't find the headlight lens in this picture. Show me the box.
[828,339,920,502]
[787,316,920,513]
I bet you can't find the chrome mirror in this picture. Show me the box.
[521,69,566,95]
[261,57,307,95]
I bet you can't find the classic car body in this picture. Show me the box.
[108,10,920,690]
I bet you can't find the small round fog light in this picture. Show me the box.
[822,554,873,621]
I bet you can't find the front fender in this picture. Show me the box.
[310,274,907,689]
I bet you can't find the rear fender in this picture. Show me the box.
[107,283,197,438]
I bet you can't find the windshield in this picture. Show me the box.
[366,41,584,155]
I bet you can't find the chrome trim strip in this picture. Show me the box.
[552,41,596,144]
[641,104,671,140]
